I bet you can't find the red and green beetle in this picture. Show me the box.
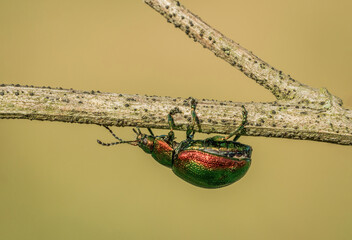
[98,99,252,188]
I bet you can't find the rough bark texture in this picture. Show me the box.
[0,0,351,145]
[1,84,351,145]
[144,0,344,105]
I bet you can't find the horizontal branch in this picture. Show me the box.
[1,84,351,145]
[0,1,351,146]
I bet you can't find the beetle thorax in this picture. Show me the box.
[137,134,174,168]
[151,137,174,168]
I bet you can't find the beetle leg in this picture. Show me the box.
[167,130,175,143]
[167,107,181,130]
[206,135,226,141]
[186,125,195,140]
[225,105,248,141]
[190,98,202,133]
[147,127,155,136]
[167,106,182,143]
[167,113,175,131]
[186,98,202,140]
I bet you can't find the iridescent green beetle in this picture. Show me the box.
[98,99,252,188]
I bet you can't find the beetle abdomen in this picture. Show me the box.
[172,150,251,188]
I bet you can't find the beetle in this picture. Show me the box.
[97,99,252,188]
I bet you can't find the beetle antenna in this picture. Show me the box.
[102,126,122,141]
[97,139,138,147]
[133,128,139,135]
[137,127,142,134]
[98,125,137,146]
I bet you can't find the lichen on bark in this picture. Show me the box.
[0,0,351,145]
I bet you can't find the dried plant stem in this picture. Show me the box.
[144,0,343,105]
[0,84,351,145]
[0,0,351,145]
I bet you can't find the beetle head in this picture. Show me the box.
[133,128,155,154]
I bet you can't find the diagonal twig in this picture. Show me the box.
[0,0,351,145]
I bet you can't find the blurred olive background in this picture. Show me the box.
[1,0,352,239]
